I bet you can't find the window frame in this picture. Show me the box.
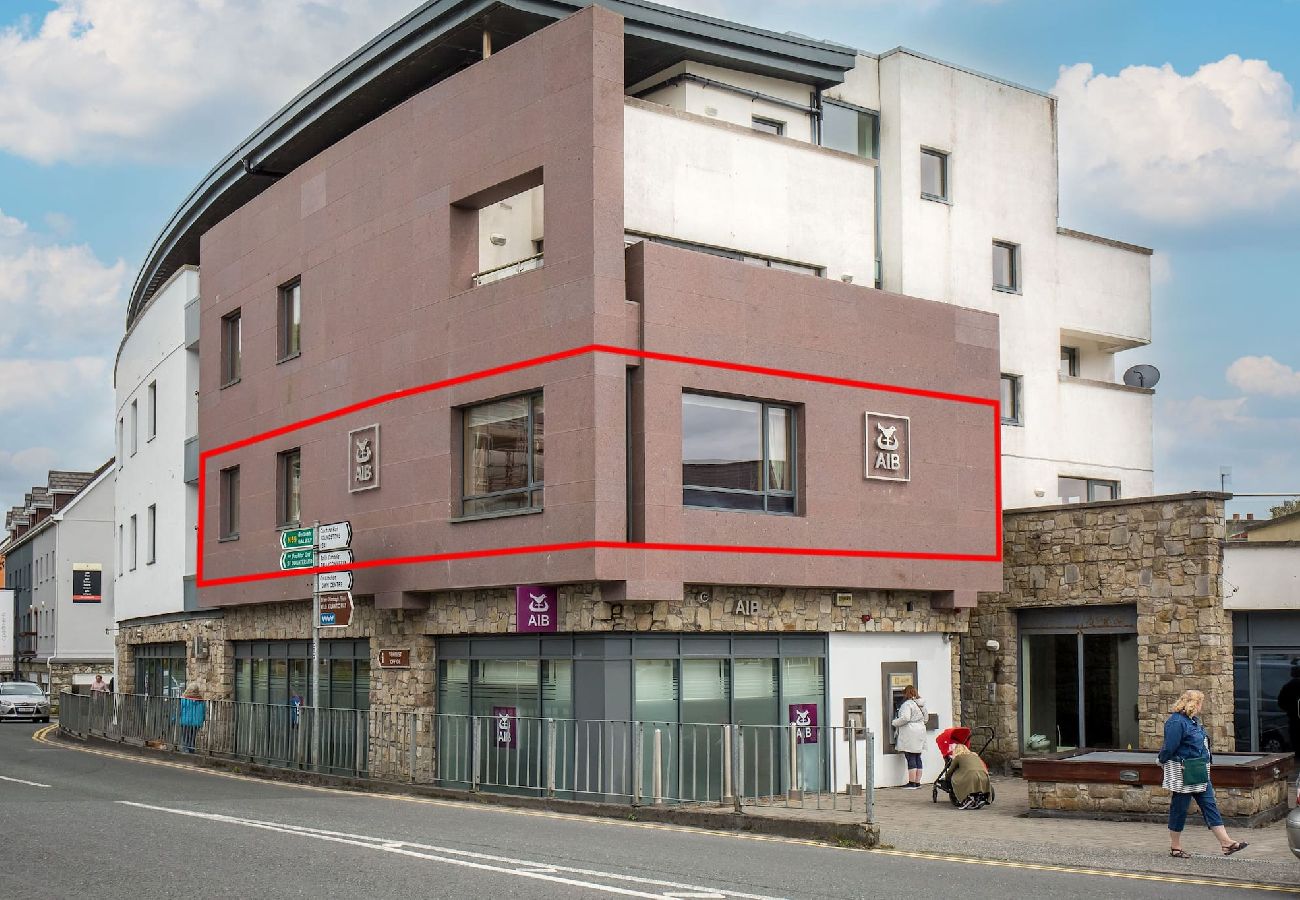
[277,448,303,528]
[130,399,138,456]
[458,391,545,520]
[920,147,950,202]
[129,513,138,572]
[277,278,302,363]
[751,116,786,136]
[146,503,157,565]
[1060,346,1080,378]
[1057,476,1120,504]
[681,391,798,516]
[220,309,242,387]
[820,99,879,159]
[147,381,157,441]
[992,240,1020,293]
[219,466,241,541]
[1000,373,1023,426]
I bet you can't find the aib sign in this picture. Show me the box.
[789,704,819,744]
[493,706,517,749]
[864,412,911,482]
[515,584,558,633]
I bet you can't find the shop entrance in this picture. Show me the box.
[1019,606,1138,755]
[1232,612,1300,753]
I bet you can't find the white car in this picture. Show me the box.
[0,682,51,722]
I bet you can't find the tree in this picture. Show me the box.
[1270,498,1300,519]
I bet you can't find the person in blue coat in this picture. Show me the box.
[178,688,207,754]
[1158,689,1246,858]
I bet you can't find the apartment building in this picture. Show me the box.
[112,0,1153,787]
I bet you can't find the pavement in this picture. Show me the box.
[3,721,1297,898]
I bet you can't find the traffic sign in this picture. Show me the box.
[317,549,354,567]
[319,591,353,628]
[318,521,352,552]
[280,527,315,550]
[316,570,353,592]
[279,548,315,570]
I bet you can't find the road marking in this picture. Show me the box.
[0,774,51,788]
[117,802,781,899]
[37,729,1298,894]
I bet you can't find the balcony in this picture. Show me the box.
[1056,229,1151,351]
[184,435,199,485]
[184,296,200,349]
[1056,375,1153,477]
[473,253,543,287]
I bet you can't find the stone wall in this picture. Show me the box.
[962,493,1232,766]
[1028,779,1287,828]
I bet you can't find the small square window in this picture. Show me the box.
[221,310,242,386]
[219,466,240,540]
[921,148,948,201]
[1000,374,1022,425]
[278,279,301,362]
[752,116,785,136]
[278,448,302,527]
[1060,346,1079,378]
[992,241,1019,292]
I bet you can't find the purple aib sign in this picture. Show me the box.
[789,704,819,744]
[515,584,557,633]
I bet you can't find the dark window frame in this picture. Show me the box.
[146,503,157,565]
[681,391,798,516]
[458,391,544,520]
[1057,476,1120,503]
[278,448,302,528]
[147,380,157,441]
[277,278,302,363]
[1060,346,1080,378]
[751,115,786,136]
[221,309,242,387]
[920,147,950,202]
[219,465,240,541]
[1000,373,1023,426]
[992,240,1020,293]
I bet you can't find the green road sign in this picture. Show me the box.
[279,548,315,570]
[279,527,316,550]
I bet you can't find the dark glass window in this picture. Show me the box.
[751,116,785,136]
[1000,374,1022,425]
[221,309,241,385]
[821,101,878,159]
[278,279,301,361]
[992,241,1019,291]
[1057,476,1119,503]
[682,393,796,514]
[278,448,302,526]
[920,148,948,200]
[1060,346,1079,377]
[219,466,240,539]
[462,393,544,517]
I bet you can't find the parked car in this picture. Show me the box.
[0,682,51,723]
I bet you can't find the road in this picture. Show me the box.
[0,722,1287,899]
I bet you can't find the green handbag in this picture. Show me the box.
[1181,756,1210,787]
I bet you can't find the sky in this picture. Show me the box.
[0,0,1296,518]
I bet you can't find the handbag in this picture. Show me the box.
[1162,757,1209,794]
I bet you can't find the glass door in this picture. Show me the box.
[1255,651,1300,754]
[1021,631,1138,753]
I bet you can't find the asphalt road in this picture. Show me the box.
[0,722,1287,899]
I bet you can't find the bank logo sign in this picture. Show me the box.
[864,412,911,482]
[515,584,558,633]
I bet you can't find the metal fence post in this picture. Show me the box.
[632,722,644,806]
[408,713,418,782]
[864,729,876,824]
[847,726,862,798]
[787,723,800,802]
[546,718,557,798]
[471,716,482,792]
[652,728,663,805]
[355,709,365,778]
[721,725,733,808]
[730,725,743,813]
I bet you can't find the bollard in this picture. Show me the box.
[652,728,664,805]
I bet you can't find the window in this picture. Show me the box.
[920,148,948,201]
[682,393,796,514]
[461,393,543,517]
[117,417,124,465]
[1057,476,1119,504]
[118,524,124,571]
[147,381,157,440]
[475,184,544,286]
[147,504,157,565]
[278,448,302,527]
[1000,374,1023,425]
[992,241,1019,292]
[130,399,138,455]
[221,310,242,386]
[278,279,302,361]
[219,466,240,540]
[129,514,138,571]
[821,101,877,159]
[1059,346,1079,377]
[751,116,785,136]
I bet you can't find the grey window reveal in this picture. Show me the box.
[278,448,302,526]
[821,101,878,159]
[147,503,157,565]
[1000,374,1022,425]
[462,392,544,517]
[147,381,157,440]
[920,148,948,200]
[129,514,137,571]
[221,309,242,386]
[278,279,302,361]
[682,393,796,514]
[992,241,1019,291]
[1057,476,1119,503]
[751,116,785,136]
[219,466,240,539]
[1060,346,1079,377]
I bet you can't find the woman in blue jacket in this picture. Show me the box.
[1158,689,1246,858]
[178,688,207,754]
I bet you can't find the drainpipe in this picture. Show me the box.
[482,29,492,60]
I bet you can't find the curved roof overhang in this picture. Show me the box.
[125,0,856,327]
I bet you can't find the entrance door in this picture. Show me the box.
[1020,629,1138,753]
[1255,651,1300,754]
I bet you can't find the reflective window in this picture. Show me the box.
[682,393,796,514]
[219,466,240,539]
[920,148,948,200]
[1000,374,1022,425]
[1057,476,1119,503]
[221,309,241,386]
[462,393,544,517]
[992,241,1019,291]
[751,116,785,136]
[1060,346,1079,377]
[278,279,302,361]
[821,101,877,159]
[278,448,302,526]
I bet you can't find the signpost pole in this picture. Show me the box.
[311,519,321,768]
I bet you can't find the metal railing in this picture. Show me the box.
[60,693,875,818]
[472,253,542,286]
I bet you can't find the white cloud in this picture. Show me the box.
[1055,55,1300,224]
[1227,355,1300,398]
[0,357,112,414]
[0,0,423,164]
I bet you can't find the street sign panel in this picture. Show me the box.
[318,521,352,552]
[319,591,353,628]
[317,549,354,567]
[280,527,316,550]
[378,649,410,668]
[279,548,315,570]
[316,570,353,592]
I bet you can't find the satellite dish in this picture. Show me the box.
[1123,364,1161,388]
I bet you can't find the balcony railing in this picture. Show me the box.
[473,253,542,287]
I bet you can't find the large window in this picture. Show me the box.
[992,240,1019,292]
[682,393,795,514]
[221,310,242,386]
[135,642,187,698]
[278,448,302,527]
[1000,374,1023,426]
[1057,476,1119,504]
[219,466,240,540]
[920,148,949,201]
[461,393,544,517]
[821,100,878,159]
[278,279,302,362]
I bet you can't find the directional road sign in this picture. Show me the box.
[280,527,316,550]
[319,591,353,628]
[318,521,352,552]
[317,549,354,567]
[279,548,315,570]
[316,570,353,592]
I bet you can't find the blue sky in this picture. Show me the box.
[0,0,1296,517]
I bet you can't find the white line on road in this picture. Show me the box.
[0,774,51,788]
[118,802,787,899]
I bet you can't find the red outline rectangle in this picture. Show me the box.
[198,344,1002,588]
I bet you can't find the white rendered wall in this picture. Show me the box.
[114,267,199,620]
[631,62,817,142]
[827,632,952,788]
[1225,544,1300,611]
[53,471,116,660]
[624,101,875,281]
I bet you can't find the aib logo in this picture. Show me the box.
[516,585,558,633]
[874,422,901,471]
[527,592,551,627]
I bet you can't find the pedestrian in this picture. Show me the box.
[290,692,303,727]
[948,743,992,809]
[91,674,109,694]
[892,684,928,789]
[178,687,207,754]
[1159,689,1248,858]
[1277,663,1300,760]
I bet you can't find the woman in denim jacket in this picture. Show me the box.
[1158,690,1247,858]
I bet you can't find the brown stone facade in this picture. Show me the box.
[961,493,1232,767]
[1027,779,1287,828]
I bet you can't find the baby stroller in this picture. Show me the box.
[931,725,996,806]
